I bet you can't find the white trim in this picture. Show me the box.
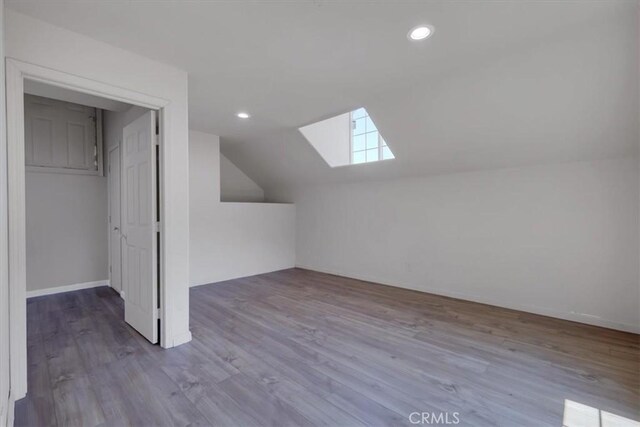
[171,330,192,347]
[7,57,177,401]
[296,265,640,334]
[25,166,101,176]
[4,390,15,427]
[13,60,169,110]
[7,58,28,401]
[96,109,104,177]
[107,144,121,296]
[26,280,109,298]
[189,266,295,288]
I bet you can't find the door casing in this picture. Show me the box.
[5,58,174,400]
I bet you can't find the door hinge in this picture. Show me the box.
[154,134,159,146]
[154,307,162,319]
[154,221,160,233]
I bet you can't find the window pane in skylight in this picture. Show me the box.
[365,132,378,150]
[352,108,367,119]
[348,107,395,165]
[353,134,366,151]
[352,151,366,164]
[365,116,377,133]
[366,148,379,162]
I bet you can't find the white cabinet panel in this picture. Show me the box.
[24,94,99,174]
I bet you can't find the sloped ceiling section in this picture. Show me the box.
[8,0,638,199]
[299,112,351,168]
[222,8,639,198]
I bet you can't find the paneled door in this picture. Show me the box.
[121,111,158,343]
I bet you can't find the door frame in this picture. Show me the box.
[6,58,171,400]
[107,143,122,296]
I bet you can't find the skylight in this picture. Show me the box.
[350,108,394,164]
[298,107,394,168]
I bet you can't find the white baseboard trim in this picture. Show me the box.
[189,265,295,288]
[3,389,15,427]
[26,280,110,298]
[296,264,640,334]
[168,330,192,348]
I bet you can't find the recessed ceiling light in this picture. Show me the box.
[408,25,433,41]
[236,112,250,119]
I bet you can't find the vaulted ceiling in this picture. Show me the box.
[7,0,638,197]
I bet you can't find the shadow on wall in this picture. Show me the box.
[220,153,265,202]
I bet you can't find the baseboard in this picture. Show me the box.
[190,265,295,288]
[26,279,110,298]
[3,389,15,427]
[168,330,192,348]
[296,264,640,334]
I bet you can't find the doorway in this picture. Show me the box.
[23,88,162,333]
[6,58,174,400]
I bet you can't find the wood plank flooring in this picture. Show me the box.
[15,268,639,426]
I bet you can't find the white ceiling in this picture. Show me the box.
[8,0,638,195]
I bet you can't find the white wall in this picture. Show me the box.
[104,106,148,151]
[26,102,195,307]
[190,130,296,286]
[295,158,640,333]
[298,112,351,167]
[6,9,191,354]
[220,153,265,202]
[24,95,110,293]
[26,172,108,291]
[0,0,12,423]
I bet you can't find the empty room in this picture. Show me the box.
[0,1,638,426]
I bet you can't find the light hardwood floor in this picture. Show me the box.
[15,268,639,426]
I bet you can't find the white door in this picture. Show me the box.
[121,111,158,343]
[108,145,122,293]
